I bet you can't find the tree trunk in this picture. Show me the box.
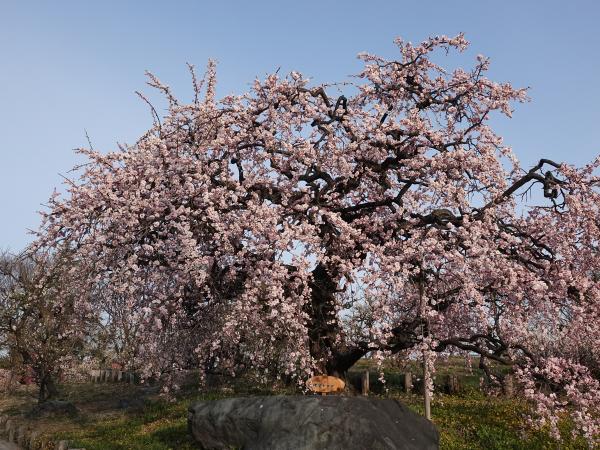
[38,373,58,403]
[305,263,423,378]
[307,263,342,374]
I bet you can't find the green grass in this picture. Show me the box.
[57,399,198,450]
[51,381,288,450]
[399,391,588,450]
[54,389,589,450]
[1,360,593,450]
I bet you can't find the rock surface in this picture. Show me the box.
[188,395,438,450]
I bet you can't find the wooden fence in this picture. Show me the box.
[353,370,516,397]
[88,369,138,384]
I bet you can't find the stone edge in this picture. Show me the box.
[0,413,85,450]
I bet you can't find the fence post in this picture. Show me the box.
[404,371,412,394]
[444,374,460,394]
[361,370,370,396]
[6,419,15,442]
[503,374,514,398]
[16,424,27,446]
[28,429,41,447]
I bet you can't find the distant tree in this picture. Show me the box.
[36,34,600,441]
[0,251,88,402]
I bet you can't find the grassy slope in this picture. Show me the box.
[56,390,588,450]
[0,360,591,450]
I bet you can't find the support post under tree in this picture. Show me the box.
[361,370,370,396]
[404,371,412,393]
[418,267,431,421]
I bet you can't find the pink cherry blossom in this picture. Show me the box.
[32,35,600,444]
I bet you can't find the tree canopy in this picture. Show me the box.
[35,34,600,441]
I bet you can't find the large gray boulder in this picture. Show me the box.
[188,395,438,450]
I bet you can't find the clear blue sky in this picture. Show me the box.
[1,0,599,251]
